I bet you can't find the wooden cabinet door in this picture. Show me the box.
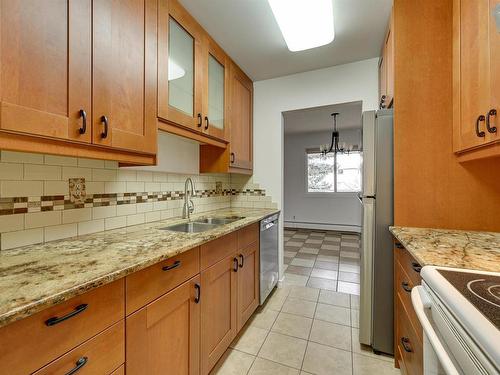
[126,276,200,375]
[385,11,394,108]
[378,54,387,109]
[0,0,91,143]
[488,0,499,143]
[237,242,260,331]
[454,0,491,151]
[229,63,253,171]
[92,0,157,154]
[200,255,237,374]
[158,0,204,132]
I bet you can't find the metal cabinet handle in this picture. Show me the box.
[233,257,239,272]
[230,152,235,164]
[45,304,88,326]
[394,242,404,249]
[239,254,244,268]
[204,116,209,130]
[401,281,412,293]
[197,113,202,128]
[78,109,87,135]
[401,337,412,353]
[411,262,422,273]
[486,109,497,133]
[65,356,88,375]
[100,115,109,139]
[194,283,201,304]
[162,260,181,271]
[476,115,486,138]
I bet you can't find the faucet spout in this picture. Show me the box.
[183,177,195,220]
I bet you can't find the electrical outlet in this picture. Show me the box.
[215,181,222,195]
[69,178,86,204]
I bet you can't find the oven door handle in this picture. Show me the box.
[411,286,460,375]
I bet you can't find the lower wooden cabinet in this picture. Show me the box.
[237,242,260,331]
[126,276,201,375]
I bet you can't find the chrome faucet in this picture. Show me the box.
[182,177,195,220]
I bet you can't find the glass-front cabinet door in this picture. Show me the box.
[158,0,203,132]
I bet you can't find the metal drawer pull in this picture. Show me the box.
[204,116,209,130]
[100,115,109,139]
[162,260,181,271]
[476,115,486,138]
[197,113,202,127]
[230,152,235,164]
[239,254,244,268]
[78,109,87,135]
[486,109,497,133]
[65,356,88,375]
[394,243,404,249]
[401,281,412,293]
[401,337,412,353]
[45,304,88,326]
[233,257,239,272]
[194,283,201,304]
[411,262,422,273]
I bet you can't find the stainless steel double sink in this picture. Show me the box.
[159,216,244,233]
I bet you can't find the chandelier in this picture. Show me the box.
[319,113,355,155]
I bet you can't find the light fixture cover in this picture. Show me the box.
[268,0,335,52]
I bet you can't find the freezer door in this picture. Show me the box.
[362,111,376,197]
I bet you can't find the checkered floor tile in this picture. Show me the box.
[283,228,361,295]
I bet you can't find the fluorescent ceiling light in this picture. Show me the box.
[168,59,186,81]
[267,0,335,52]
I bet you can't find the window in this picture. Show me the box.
[306,150,362,193]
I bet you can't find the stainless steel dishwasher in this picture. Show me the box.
[259,213,279,304]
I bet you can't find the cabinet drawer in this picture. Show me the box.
[111,364,125,375]
[394,242,422,287]
[396,293,423,375]
[126,247,200,314]
[201,232,237,270]
[33,321,124,375]
[395,260,422,341]
[238,223,259,249]
[0,279,124,375]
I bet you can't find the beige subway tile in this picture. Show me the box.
[1,181,43,197]
[0,214,24,233]
[62,208,92,224]
[92,205,117,219]
[105,181,126,193]
[0,163,23,180]
[160,182,174,191]
[116,204,136,216]
[1,228,43,250]
[104,160,118,169]
[1,151,44,164]
[78,158,105,168]
[127,213,145,226]
[44,223,77,242]
[161,209,174,220]
[85,182,105,195]
[117,169,137,181]
[105,216,127,230]
[145,211,161,223]
[136,171,153,182]
[136,202,153,213]
[153,172,168,182]
[92,169,117,182]
[78,219,104,236]
[152,201,167,211]
[44,181,68,196]
[44,155,78,166]
[25,211,62,229]
[126,181,144,192]
[24,164,61,181]
[62,167,92,181]
[145,182,161,192]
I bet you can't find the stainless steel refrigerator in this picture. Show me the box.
[358,109,394,355]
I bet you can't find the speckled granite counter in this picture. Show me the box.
[0,208,279,328]
[390,226,500,272]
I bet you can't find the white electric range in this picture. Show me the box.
[411,266,500,375]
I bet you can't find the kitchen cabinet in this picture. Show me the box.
[453,0,500,160]
[236,241,260,330]
[0,0,157,165]
[379,9,394,109]
[126,276,201,375]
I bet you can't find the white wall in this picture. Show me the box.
[253,58,379,279]
[284,130,362,232]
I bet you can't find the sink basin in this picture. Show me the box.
[159,222,220,233]
[194,216,245,225]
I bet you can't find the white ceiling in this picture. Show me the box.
[283,101,362,134]
[179,0,393,81]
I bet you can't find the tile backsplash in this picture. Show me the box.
[0,151,276,250]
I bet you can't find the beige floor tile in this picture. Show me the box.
[320,244,340,250]
[316,255,339,263]
[309,319,352,351]
[352,353,400,374]
[282,274,309,287]
[339,271,361,283]
[287,241,303,247]
[258,332,307,369]
[265,292,288,311]
[282,298,317,318]
[288,286,320,302]
[351,294,360,310]
[337,281,360,295]
[351,309,359,328]
[339,263,360,273]
[310,269,338,280]
[212,349,255,375]
[315,303,351,326]
[271,312,313,339]
[302,342,352,375]
[307,277,337,291]
[313,261,338,270]
[290,258,315,268]
[249,357,300,375]
[318,290,350,308]
[250,308,280,330]
[285,251,298,257]
[230,326,269,355]
[351,328,394,362]
[299,247,320,255]
[305,239,322,244]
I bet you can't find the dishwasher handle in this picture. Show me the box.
[261,214,279,231]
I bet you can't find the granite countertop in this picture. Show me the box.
[390,226,500,272]
[0,208,279,328]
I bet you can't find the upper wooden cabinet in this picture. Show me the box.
[379,9,394,109]
[453,0,500,160]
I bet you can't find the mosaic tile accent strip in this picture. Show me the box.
[0,189,266,216]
